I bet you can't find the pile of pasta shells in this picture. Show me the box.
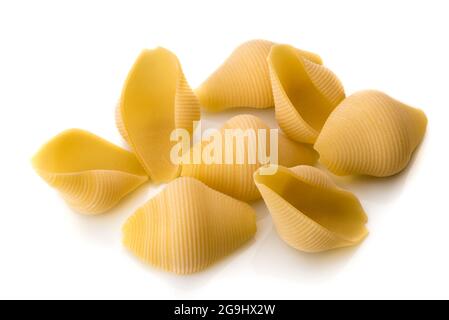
[33,39,427,274]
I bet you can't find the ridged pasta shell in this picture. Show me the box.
[117,47,201,182]
[32,129,148,215]
[315,90,428,177]
[195,40,322,111]
[123,177,257,274]
[254,165,368,252]
[181,115,319,202]
[268,44,345,144]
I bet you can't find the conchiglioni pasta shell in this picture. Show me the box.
[181,115,319,202]
[123,177,257,274]
[117,47,200,182]
[32,129,148,215]
[315,90,428,177]
[268,44,345,144]
[254,165,368,252]
[195,40,322,111]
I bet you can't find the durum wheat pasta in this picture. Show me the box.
[268,44,346,144]
[117,47,201,183]
[181,114,318,201]
[32,129,148,214]
[195,39,322,111]
[32,39,428,272]
[315,90,428,177]
[123,177,256,274]
[254,165,368,252]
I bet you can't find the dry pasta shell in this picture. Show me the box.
[315,90,428,177]
[195,39,322,111]
[122,177,257,274]
[181,114,319,202]
[254,165,368,252]
[268,44,345,144]
[32,129,148,215]
[117,47,200,182]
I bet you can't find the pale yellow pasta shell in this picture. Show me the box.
[195,40,322,111]
[32,129,148,215]
[181,115,319,202]
[122,177,257,274]
[254,165,368,252]
[315,90,428,177]
[268,44,345,144]
[117,47,201,182]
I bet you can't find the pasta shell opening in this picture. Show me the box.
[254,165,368,252]
[269,44,345,143]
[118,47,200,183]
[32,129,148,214]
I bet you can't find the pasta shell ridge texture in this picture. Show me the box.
[181,114,319,202]
[117,47,201,183]
[269,44,345,144]
[122,177,257,274]
[32,129,148,214]
[315,90,428,177]
[254,165,368,252]
[195,39,323,111]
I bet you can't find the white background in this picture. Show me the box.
[0,0,448,300]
